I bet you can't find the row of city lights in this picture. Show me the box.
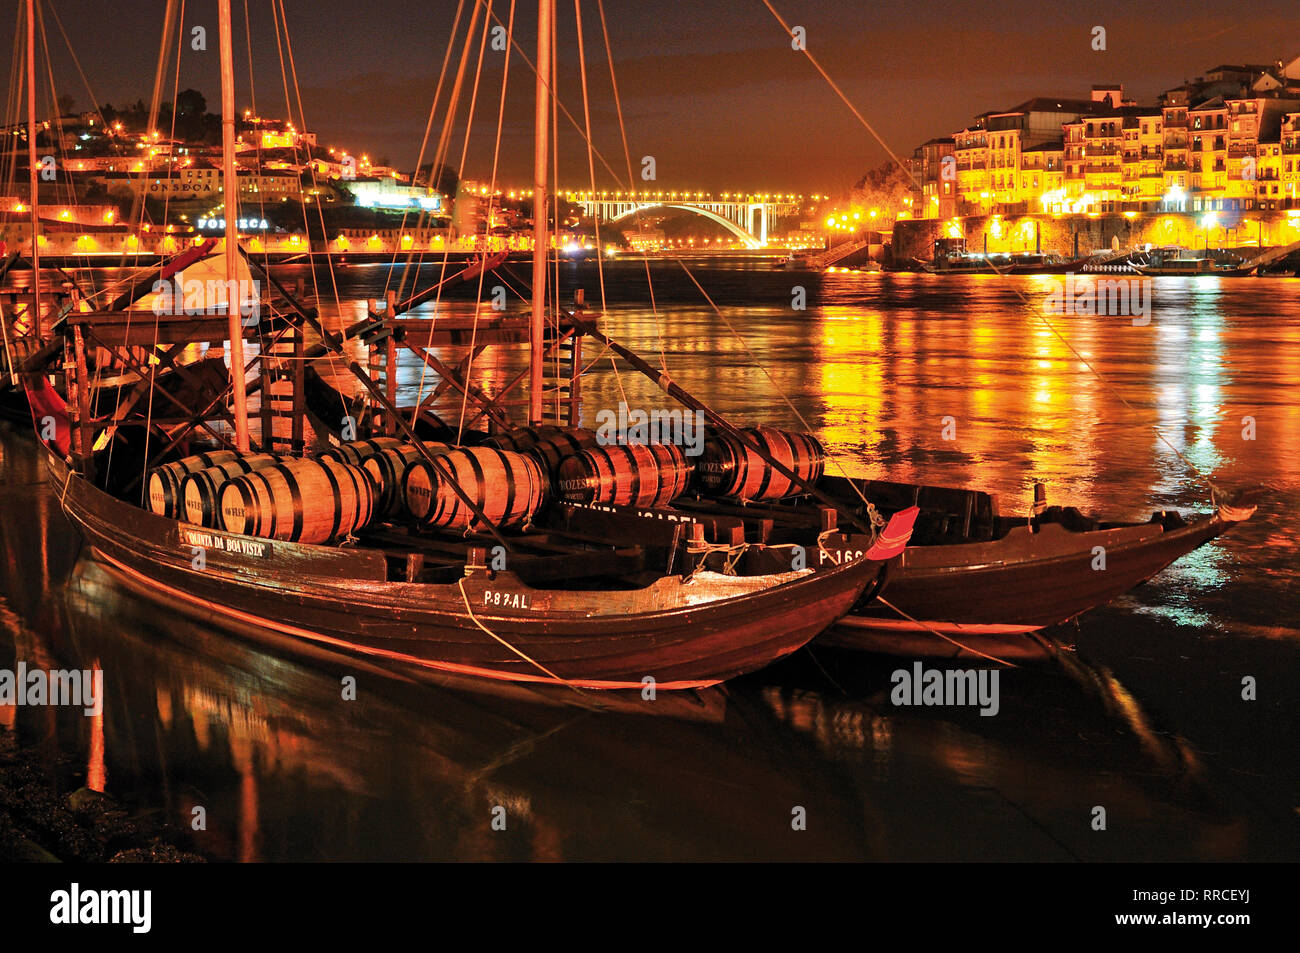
[561,191,820,201]
[22,211,1298,253]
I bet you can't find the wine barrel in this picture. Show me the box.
[179,454,282,527]
[317,436,404,468]
[219,458,375,545]
[695,427,824,501]
[403,447,547,531]
[362,441,452,518]
[147,450,242,519]
[486,425,562,453]
[488,426,600,475]
[555,442,692,508]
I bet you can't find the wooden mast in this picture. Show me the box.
[528,0,553,425]
[26,0,40,325]
[218,0,250,450]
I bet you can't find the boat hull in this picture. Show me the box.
[47,452,885,689]
[1132,264,1257,277]
[822,511,1239,658]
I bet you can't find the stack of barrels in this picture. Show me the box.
[147,444,379,546]
[359,440,453,518]
[180,453,282,527]
[486,425,601,476]
[148,450,246,521]
[694,427,825,502]
[142,422,825,544]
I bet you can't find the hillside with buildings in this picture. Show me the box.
[0,91,493,260]
[892,57,1300,260]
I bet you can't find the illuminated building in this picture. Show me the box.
[908,58,1300,219]
[907,137,955,219]
[1280,113,1300,206]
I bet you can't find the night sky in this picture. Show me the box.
[4,0,1298,193]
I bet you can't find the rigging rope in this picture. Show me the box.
[456,572,589,696]
[876,596,1018,668]
[109,0,185,495]
[271,0,351,429]
[416,0,492,437]
[595,0,666,374]
[408,0,487,436]
[459,0,517,443]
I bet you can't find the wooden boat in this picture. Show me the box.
[922,251,1092,276]
[1005,253,1092,275]
[444,309,1257,660]
[27,282,914,687]
[926,252,998,274]
[23,0,915,691]
[574,467,1255,661]
[772,252,815,269]
[1130,257,1257,277]
[816,478,1255,658]
[41,448,903,688]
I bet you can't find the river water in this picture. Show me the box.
[1,257,1297,860]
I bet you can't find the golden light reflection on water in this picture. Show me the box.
[814,307,887,460]
[2,264,1297,860]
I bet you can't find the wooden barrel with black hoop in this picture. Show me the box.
[219,457,375,544]
[362,441,453,518]
[402,447,547,531]
[317,436,404,468]
[179,453,281,527]
[695,427,824,501]
[555,442,693,508]
[489,426,600,475]
[485,425,559,453]
[147,450,243,519]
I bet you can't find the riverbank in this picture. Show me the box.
[0,728,205,863]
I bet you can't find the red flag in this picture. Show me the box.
[24,375,71,456]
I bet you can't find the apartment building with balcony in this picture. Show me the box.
[953,126,989,214]
[952,98,1099,215]
[1118,111,1166,208]
[1280,112,1300,207]
[907,137,956,219]
[1188,97,1230,205]
[908,56,1300,220]
[1020,141,1066,212]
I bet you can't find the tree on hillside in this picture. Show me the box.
[416,162,459,197]
[176,88,206,117]
[850,161,914,222]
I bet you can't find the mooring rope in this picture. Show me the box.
[876,596,1017,667]
[456,570,589,696]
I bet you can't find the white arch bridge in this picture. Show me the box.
[565,191,803,247]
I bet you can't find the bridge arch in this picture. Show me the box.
[607,204,762,248]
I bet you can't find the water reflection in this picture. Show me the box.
[3,261,1299,859]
